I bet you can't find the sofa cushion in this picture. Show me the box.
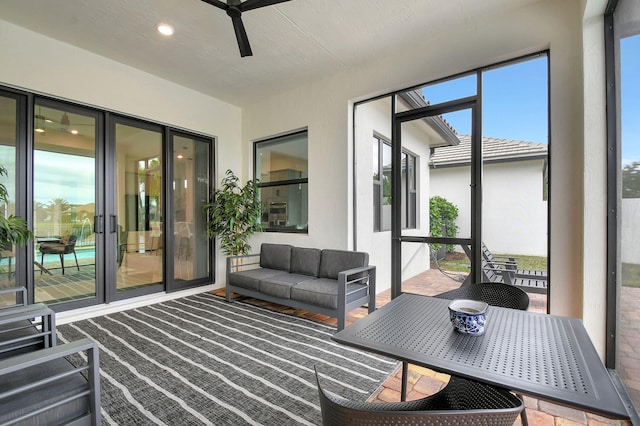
[291,278,369,310]
[318,250,369,280]
[0,357,90,425]
[260,273,316,299]
[259,244,293,271]
[290,247,321,277]
[229,268,283,291]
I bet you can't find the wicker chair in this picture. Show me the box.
[315,367,523,426]
[435,281,530,311]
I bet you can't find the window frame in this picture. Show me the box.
[254,130,309,234]
[372,134,418,232]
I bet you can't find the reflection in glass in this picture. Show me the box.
[33,103,97,304]
[255,131,308,232]
[173,135,209,281]
[0,95,17,289]
[116,123,163,291]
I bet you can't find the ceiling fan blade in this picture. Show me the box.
[230,15,253,57]
[239,0,291,12]
[200,0,228,11]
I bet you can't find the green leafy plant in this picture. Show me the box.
[203,169,262,256]
[0,165,33,248]
[429,196,459,254]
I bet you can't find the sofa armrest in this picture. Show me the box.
[0,304,56,356]
[0,338,101,426]
[337,265,376,306]
[226,253,261,274]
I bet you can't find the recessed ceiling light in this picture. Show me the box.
[157,23,174,36]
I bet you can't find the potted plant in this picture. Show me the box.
[0,164,33,250]
[203,169,262,256]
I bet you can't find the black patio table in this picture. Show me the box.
[332,293,632,421]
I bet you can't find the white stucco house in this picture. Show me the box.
[430,135,548,256]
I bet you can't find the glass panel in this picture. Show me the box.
[115,123,163,292]
[173,135,210,281]
[0,95,17,290]
[256,131,308,232]
[373,138,380,231]
[396,74,477,113]
[259,183,308,231]
[381,142,392,231]
[401,151,408,229]
[428,109,472,240]
[33,103,97,304]
[618,27,640,413]
[255,132,308,184]
[481,56,549,304]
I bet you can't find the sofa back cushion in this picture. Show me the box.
[319,249,369,280]
[259,243,292,271]
[290,247,321,277]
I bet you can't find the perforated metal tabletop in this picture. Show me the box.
[332,293,631,420]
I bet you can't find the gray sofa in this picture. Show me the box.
[226,243,376,330]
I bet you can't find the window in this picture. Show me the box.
[373,135,417,231]
[254,130,308,232]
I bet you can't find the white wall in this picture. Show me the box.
[621,199,640,264]
[0,20,242,287]
[241,0,591,331]
[431,160,548,257]
[352,98,433,293]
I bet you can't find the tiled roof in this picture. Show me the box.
[430,135,548,167]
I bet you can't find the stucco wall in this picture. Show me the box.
[352,98,433,293]
[431,160,548,257]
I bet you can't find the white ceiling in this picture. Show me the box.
[0,0,540,106]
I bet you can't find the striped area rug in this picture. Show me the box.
[57,292,397,425]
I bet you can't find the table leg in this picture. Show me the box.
[401,361,408,401]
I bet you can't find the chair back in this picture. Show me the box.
[63,235,77,254]
[315,368,523,426]
[435,282,529,311]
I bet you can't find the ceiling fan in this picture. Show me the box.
[201,0,291,57]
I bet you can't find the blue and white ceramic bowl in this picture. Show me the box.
[448,299,488,336]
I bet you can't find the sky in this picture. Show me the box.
[422,56,549,144]
[421,37,640,166]
[621,35,640,167]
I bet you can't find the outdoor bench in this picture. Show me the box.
[226,243,376,330]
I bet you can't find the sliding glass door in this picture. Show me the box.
[0,92,22,292]
[170,133,211,290]
[0,88,214,310]
[110,118,164,300]
[33,99,101,305]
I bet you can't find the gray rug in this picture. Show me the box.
[57,292,397,425]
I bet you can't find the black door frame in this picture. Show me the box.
[391,95,482,298]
